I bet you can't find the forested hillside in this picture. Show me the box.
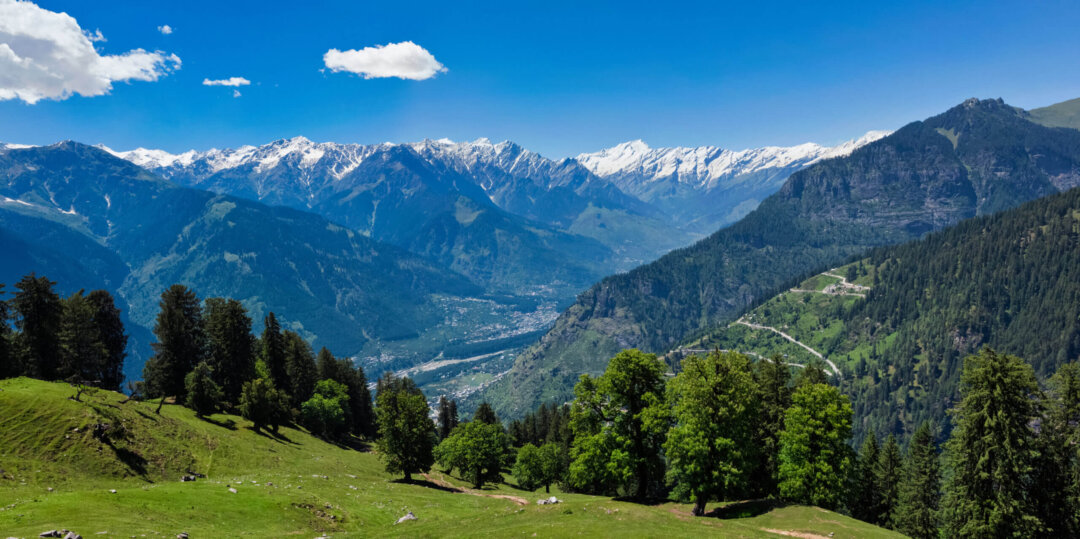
[479,97,1080,418]
[696,186,1080,443]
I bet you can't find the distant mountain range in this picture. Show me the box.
[575,131,890,233]
[477,97,1080,418]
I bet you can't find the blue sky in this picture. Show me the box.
[2,0,1080,157]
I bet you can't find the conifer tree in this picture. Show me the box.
[260,312,287,387]
[58,291,106,384]
[875,435,902,528]
[1032,362,1080,536]
[203,298,255,404]
[437,396,458,440]
[850,435,881,523]
[142,285,206,412]
[751,354,792,497]
[313,347,374,438]
[11,273,62,379]
[778,383,853,510]
[0,284,11,379]
[896,422,940,539]
[664,351,758,516]
[942,348,1042,537]
[282,330,316,408]
[473,402,499,425]
[86,290,127,391]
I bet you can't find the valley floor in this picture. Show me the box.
[0,378,899,538]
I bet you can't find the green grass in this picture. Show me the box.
[0,378,900,537]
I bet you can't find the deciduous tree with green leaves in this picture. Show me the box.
[375,373,436,481]
[185,361,223,417]
[238,377,289,433]
[435,420,508,488]
[778,382,853,510]
[664,351,758,516]
[301,379,350,439]
[568,349,668,499]
[513,442,563,493]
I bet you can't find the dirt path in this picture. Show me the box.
[670,348,806,369]
[734,319,842,379]
[762,529,831,539]
[421,473,529,506]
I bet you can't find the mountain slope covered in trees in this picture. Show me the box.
[0,143,483,379]
[478,98,1080,417]
[694,185,1080,443]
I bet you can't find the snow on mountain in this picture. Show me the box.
[575,131,890,194]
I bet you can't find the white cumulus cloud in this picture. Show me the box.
[202,77,250,87]
[0,0,180,104]
[323,41,446,80]
[157,24,172,35]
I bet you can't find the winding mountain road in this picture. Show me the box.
[734,319,842,378]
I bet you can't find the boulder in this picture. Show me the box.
[177,533,189,539]
[180,475,196,482]
[536,496,561,505]
[395,511,418,524]
[39,531,61,538]
[228,487,237,494]
[63,532,82,539]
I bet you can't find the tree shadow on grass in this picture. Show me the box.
[706,499,781,519]
[196,415,237,431]
[612,495,669,506]
[394,477,460,494]
[243,425,299,445]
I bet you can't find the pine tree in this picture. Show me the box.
[374,373,436,481]
[850,435,881,523]
[142,285,206,412]
[942,348,1042,537]
[185,361,223,417]
[438,396,457,440]
[664,351,758,516]
[751,354,792,497]
[1032,362,1080,536]
[778,383,853,510]
[260,312,287,387]
[203,298,255,404]
[86,290,127,391]
[58,291,106,385]
[473,402,499,425]
[875,435,902,528]
[0,284,12,379]
[282,330,316,408]
[11,273,62,379]
[896,422,940,539]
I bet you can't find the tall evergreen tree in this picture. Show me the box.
[473,402,499,425]
[260,312,287,388]
[58,291,106,384]
[142,285,206,411]
[0,284,12,379]
[374,372,436,481]
[282,330,317,408]
[437,396,458,440]
[86,290,127,391]
[850,435,881,523]
[664,351,759,516]
[203,297,256,404]
[751,354,793,497]
[1032,362,1080,536]
[875,435,902,528]
[11,273,62,379]
[778,383,853,510]
[896,422,940,539]
[568,349,668,499]
[942,348,1042,537]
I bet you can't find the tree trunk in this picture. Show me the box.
[404,472,412,482]
[155,395,166,414]
[545,483,550,494]
[692,497,707,517]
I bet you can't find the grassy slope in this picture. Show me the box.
[1027,97,1080,130]
[0,378,899,538]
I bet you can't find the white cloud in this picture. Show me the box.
[202,77,251,87]
[323,41,446,80]
[157,24,172,35]
[232,89,241,98]
[0,0,180,104]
